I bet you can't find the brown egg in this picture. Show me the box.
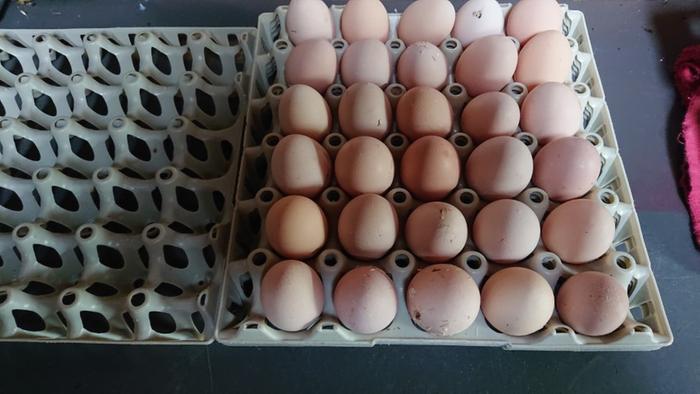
[505,0,563,44]
[340,0,389,43]
[285,39,337,93]
[406,202,468,263]
[338,82,392,139]
[514,30,572,89]
[407,264,480,336]
[542,199,615,264]
[473,199,540,264]
[481,267,554,336]
[340,39,391,87]
[533,136,601,201]
[465,136,533,200]
[520,82,582,144]
[335,136,394,196]
[556,271,629,336]
[265,195,328,259]
[285,0,334,45]
[398,0,456,46]
[279,85,332,141]
[401,136,460,201]
[461,92,520,144]
[334,266,397,334]
[397,42,449,89]
[271,134,331,197]
[338,194,398,260]
[396,87,452,141]
[261,260,324,331]
[455,35,518,96]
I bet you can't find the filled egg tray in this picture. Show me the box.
[0,27,255,343]
[214,4,673,350]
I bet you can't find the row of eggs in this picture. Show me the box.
[261,260,629,338]
[284,0,572,95]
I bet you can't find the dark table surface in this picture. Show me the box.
[0,0,698,393]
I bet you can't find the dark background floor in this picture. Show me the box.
[0,0,698,393]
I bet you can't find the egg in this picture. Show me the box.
[398,0,456,46]
[533,136,601,201]
[396,87,452,141]
[334,266,397,334]
[542,199,615,264]
[481,267,554,336]
[340,0,389,43]
[335,136,394,196]
[265,195,328,259]
[455,34,518,96]
[279,85,332,141]
[406,264,480,336]
[338,194,398,260]
[338,82,392,139]
[520,82,581,144]
[465,136,533,200]
[460,91,520,144]
[556,271,629,336]
[452,0,505,46]
[285,0,334,45]
[506,0,563,45]
[401,136,460,201]
[285,39,337,93]
[261,260,324,331]
[473,199,540,264]
[271,134,331,198]
[514,30,572,89]
[397,42,449,89]
[340,39,391,87]
[406,202,468,263]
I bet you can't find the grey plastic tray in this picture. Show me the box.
[215,3,673,350]
[0,27,254,343]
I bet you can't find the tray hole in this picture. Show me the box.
[325,188,341,202]
[50,49,72,75]
[85,89,108,116]
[518,134,534,146]
[22,281,55,295]
[113,186,139,212]
[274,40,289,51]
[389,85,404,97]
[186,135,208,161]
[573,83,587,95]
[135,246,149,269]
[324,253,337,267]
[139,89,162,116]
[169,222,194,234]
[15,225,30,238]
[600,191,616,205]
[321,324,335,330]
[34,90,58,116]
[69,135,95,161]
[151,47,172,75]
[466,255,481,270]
[100,48,121,75]
[86,282,119,297]
[238,272,253,298]
[204,47,223,76]
[245,322,258,330]
[634,325,650,333]
[130,292,146,307]
[395,254,410,268]
[176,186,199,212]
[33,244,62,268]
[252,251,267,266]
[453,134,469,147]
[163,245,189,269]
[62,292,76,305]
[460,190,475,205]
[393,191,407,204]
[330,85,344,97]
[60,167,88,179]
[195,89,216,117]
[616,255,633,270]
[97,245,125,269]
[627,277,637,297]
[103,221,131,234]
[541,256,557,270]
[154,282,183,297]
[13,309,45,332]
[51,186,79,212]
[448,85,463,96]
[80,311,110,333]
[630,303,649,321]
[127,134,152,161]
[0,187,23,211]
[45,221,71,233]
[264,134,280,148]
[146,226,161,240]
[13,136,41,161]
[510,84,524,95]
[259,189,274,203]
[390,134,405,147]
[123,312,135,332]
[1,52,23,75]
[56,311,67,326]
[529,191,544,204]
[328,134,342,147]
[444,39,458,50]
[389,40,401,49]
[191,311,205,333]
[149,311,176,334]
[270,85,284,97]
[199,293,207,306]
[202,245,216,268]
[332,40,346,50]
[555,326,571,334]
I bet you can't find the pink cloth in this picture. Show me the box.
[674,45,700,244]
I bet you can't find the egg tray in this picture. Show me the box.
[0,27,255,343]
[214,3,673,350]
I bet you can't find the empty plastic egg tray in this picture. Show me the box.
[0,27,254,343]
[215,4,673,350]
